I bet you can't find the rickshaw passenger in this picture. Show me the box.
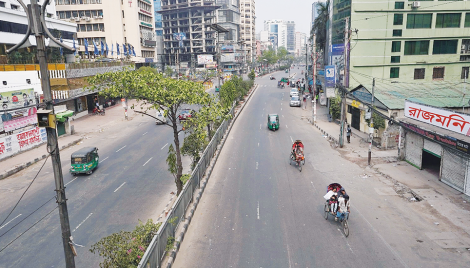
[324,187,338,215]
[336,194,350,221]
[291,141,304,158]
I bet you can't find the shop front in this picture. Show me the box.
[399,101,470,196]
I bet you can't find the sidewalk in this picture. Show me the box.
[0,100,139,180]
[300,102,470,237]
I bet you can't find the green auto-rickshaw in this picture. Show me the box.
[267,114,280,131]
[70,147,99,175]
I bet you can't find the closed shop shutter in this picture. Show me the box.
[423,139,442,157]
[466,161,470,197]
[441,148,466,192]
[405,132,423,169]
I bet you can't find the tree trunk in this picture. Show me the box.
[207,123,212,141]
[173,123,183,195]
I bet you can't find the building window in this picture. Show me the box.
[433,40,458,54]
[392,29,402,37]
[406,14,432,29]
[433,67,445,80]
[436,13,461,28]
[10,4,19,10]
[393,14,403,25]
[395,2,404,9]
[0,2,5,8]
[414,68,425,80]
[465,13,470,27]
[390,67,400,78]
[404,41,429,55]
[462,67,469,79]
[122,10,124,18]
[391,41,401,52]
[391,56,400,63]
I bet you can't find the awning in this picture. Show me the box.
[56,110,74,123]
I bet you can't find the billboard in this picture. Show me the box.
[198,55,214,65]
[221,53,235,62]
[172,32,187,47]
[1,107,38,132]
[221,45,234,53]
[0,88,35,110]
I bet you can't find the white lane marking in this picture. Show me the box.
[161,143,168,150]
[286,125,288,128]
[290,136,293,143]
[281,108,282,111]
[114,182,126,193]
[257,201,260,220]
[281,103,283,105]
[72,213,93,233]
[99,157,109,164]
[256,162,258,169]
[0,214,22,230]
[116,145,126,152]
[260,124,261,130]
[353,205,409,268]
[258,143,259,147]
[143,157,153,166]
[282,115,284,118]
[142,132,148,136]
[310,181,317,192]
[65,177,78,187]
[337,229,355,253]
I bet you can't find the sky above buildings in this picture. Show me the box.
[255,0,312,35]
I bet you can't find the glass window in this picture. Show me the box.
[406,14,432,29]
[394,14,403,25]
[391,56,400,63]
[414,68,425,79]
[391,41,401,52]
[433,40,458,54]
[0,2,6,8]
[436,13,461,28]
[395,2,404,9]
[393,29,402,36]
[461,67,469,79]
[404,41,429,55]
[390,67,400,78]
[433,67,445,80]
[465,13,470,27]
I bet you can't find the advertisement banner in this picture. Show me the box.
[1,107,37,132]
[172,33,186,47]
[0,88,35,110]
[221,53,235,63]
[221,45,234,53]
[0,126,47,160]
[405,101,470,136]
[197,55,214,65]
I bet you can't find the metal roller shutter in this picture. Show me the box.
[423,139,442,157]
[441,148,466,192]
[405,132,423,169]
[466,161,470,197]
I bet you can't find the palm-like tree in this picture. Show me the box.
[310,1,329,52]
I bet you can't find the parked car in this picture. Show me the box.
[178,109,196,121]
[290,96,301,107]
[155,110,167,125]
[290,88,298,97]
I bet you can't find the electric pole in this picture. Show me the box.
[368,78,375,166]
[313,34,316,123]
[7,0,76,267]
[339,18,349,148]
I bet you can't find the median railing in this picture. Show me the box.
[138,106,235,268]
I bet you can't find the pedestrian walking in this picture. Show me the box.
[346,125,352,143]
[303,95,307,109]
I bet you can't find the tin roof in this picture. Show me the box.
[352,81,470,110]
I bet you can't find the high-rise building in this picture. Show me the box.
[55,0,157,61]
[264,19,295,53]
[239,0,255,64]
[295,32,306,57]
[153,0,164,68]
[158,0,218,69]
[311,0,326,29]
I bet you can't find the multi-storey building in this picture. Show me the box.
[264,19,295,52]
[311,0,326,29]
[286,21,295,53]
[154,0,164,68]
[158,0,218,69]
[239,0,255,64]
[55,0,156,62]
[294,32,306,57]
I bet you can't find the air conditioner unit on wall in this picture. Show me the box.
[412,1,420,8]
[85,17,90,21]
[75,17,80,22]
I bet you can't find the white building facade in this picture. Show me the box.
[239,0,255,63]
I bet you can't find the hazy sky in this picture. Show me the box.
[255,0,313,35]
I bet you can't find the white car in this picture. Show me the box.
[290,96,301,107]
[290,89,299,97]
[155,110,167,125]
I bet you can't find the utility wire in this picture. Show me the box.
[0,205,58,254]
[0,155,50,228]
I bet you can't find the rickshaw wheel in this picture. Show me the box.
[342,219,349,237]
[324,203,329,220]
[86,170,93,175]
[298,164,302,172]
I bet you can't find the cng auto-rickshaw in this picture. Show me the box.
[267,114,280,131]
[70,147,99,175]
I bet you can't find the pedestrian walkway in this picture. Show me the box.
[298,100,470,240]
[0,100,138,180]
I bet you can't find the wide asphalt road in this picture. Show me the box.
[173,68,470,267]
[0,110,187,267]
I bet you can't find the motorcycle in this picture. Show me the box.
[92,107,105,115]
[270,76,276,80]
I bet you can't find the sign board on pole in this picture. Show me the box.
[325,65,336,88]
[326,87,335,98]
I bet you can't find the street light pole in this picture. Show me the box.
[7,0,76,267]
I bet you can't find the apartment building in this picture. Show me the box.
[240,0,255,63]
[55,0,156,62]
[294,32,306,57]
[264,19,295,53]
[158,0,218,69]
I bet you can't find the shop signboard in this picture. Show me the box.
[0,88,35,110]
[221,45,234,53]
[197,55,213,65]
[0,126,47,160]
[405,101,470,136]
[221,53,235,63]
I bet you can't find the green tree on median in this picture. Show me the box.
[87,68,211,195]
